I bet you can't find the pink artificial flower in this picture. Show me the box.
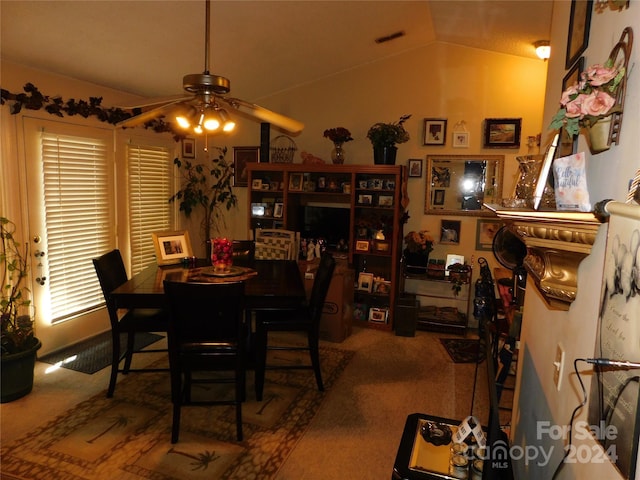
[564,94,586,118]
[581,91,616,117]
[583,64,618,86]
[560,84,580,106]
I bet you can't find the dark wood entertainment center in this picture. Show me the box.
[246,163,407,331]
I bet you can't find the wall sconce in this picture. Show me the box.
[534,41,551,60]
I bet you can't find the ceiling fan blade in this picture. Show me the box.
[116,95,193,109]
[224,98,304,134]
[116,100,185,128]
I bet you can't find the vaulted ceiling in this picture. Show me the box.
[1,1,554,102]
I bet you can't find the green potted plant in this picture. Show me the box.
[169,145,238,257]
[1,216,41,403]
[367,114,411,165]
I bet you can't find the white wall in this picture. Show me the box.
[511,2,640,479]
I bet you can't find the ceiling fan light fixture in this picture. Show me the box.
[218,109,236,132]
[202,109,221,131]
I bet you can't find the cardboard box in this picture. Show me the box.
[299,259,353,343]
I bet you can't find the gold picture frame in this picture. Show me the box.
[152,230,193,266]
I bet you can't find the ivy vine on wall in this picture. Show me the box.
[1,83,182,140]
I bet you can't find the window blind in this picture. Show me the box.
[41,132,110,323]
[127,144,172,274]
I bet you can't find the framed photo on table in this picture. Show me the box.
[152,230,193,266]
[357,272,374,292]
[483,118,521,148]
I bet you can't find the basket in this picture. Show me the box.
[270,135,297,163]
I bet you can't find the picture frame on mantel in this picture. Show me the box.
[565,0,593,69]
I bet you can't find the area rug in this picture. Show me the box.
[0,344,354,480]
[39,331,165,374]
[440,338,482,364]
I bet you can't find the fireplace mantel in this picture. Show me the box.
[485,205,605,310]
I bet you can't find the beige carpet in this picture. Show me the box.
[1,328,498,479]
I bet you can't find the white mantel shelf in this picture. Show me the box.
[485,204,605,310]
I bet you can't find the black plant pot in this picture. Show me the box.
[404,250,430,275]
[1,338,41,403]
[373,146,397,165]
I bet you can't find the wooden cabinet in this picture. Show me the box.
[247,163,406,331]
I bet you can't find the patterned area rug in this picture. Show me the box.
[440,338,482,364]
[0,344,354,480]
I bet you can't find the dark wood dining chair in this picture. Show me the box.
[254,252,336,401]
[232,239,255,266]
[92,249,169,398]
[163,280,246,443]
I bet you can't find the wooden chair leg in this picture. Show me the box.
[107,330,120,398]
[254,322,267,401]
[308,332,324,391]
[123,332,135,373]
[171,402,181,444]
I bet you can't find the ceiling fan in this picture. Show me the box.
[116,0,303,135]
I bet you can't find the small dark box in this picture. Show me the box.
[394,294,419,337]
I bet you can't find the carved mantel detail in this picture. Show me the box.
[484,206,604,310]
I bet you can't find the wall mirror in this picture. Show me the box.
[425,155,504,216]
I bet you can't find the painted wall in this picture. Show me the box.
[510,2,640,480]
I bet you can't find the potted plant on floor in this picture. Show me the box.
[367,114,411,165]
[1,216,41,403]
[169,145,237,258]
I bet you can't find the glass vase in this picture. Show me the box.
[514,155,543,207]
[210,237,233,272]
[331,142,345,164]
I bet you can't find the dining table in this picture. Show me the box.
[110,259,306,311]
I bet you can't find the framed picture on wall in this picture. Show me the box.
[233,146,259,187]
[423,118,447,146]
[565,0,593,69]
[483,118,522,148]
[475,219,503,251]
[440,220,461,245]
[452,132,469,148]
[408,158,423,177]
[181,138,196,158]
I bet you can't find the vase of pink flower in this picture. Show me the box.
[323,127,353,164]
[549,60,625,154]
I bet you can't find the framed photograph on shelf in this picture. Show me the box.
[355,240,370,253]
[532,132,559,210]
[353,302,368,321]
[358,194,373,205]
[233,146,259,187]
[152,230,193,266]
[181,138,196,159]
[251,179,263,189]
[440,219,461,245]
[483,118,522,148]
[445,254,465,277]
[289,173,303,191]
[378,195,393,207]
[452,132,469,148]
[357,272,374,292]
[368,307,389,323]
[423,118,447,146]
[565,0,593,69]
[408,158,423,177]
[475,219,503,251]
[273,202,283,218]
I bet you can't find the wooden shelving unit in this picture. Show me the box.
[247,163,407,331]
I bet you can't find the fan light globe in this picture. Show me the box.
[176,115,191,129]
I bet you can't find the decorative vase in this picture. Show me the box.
[1,338,41,403]
[331,142,345,164]
[514,155,543,208]
[210,237,233,272]
[373,146,397,165]
[587,116,612,154]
